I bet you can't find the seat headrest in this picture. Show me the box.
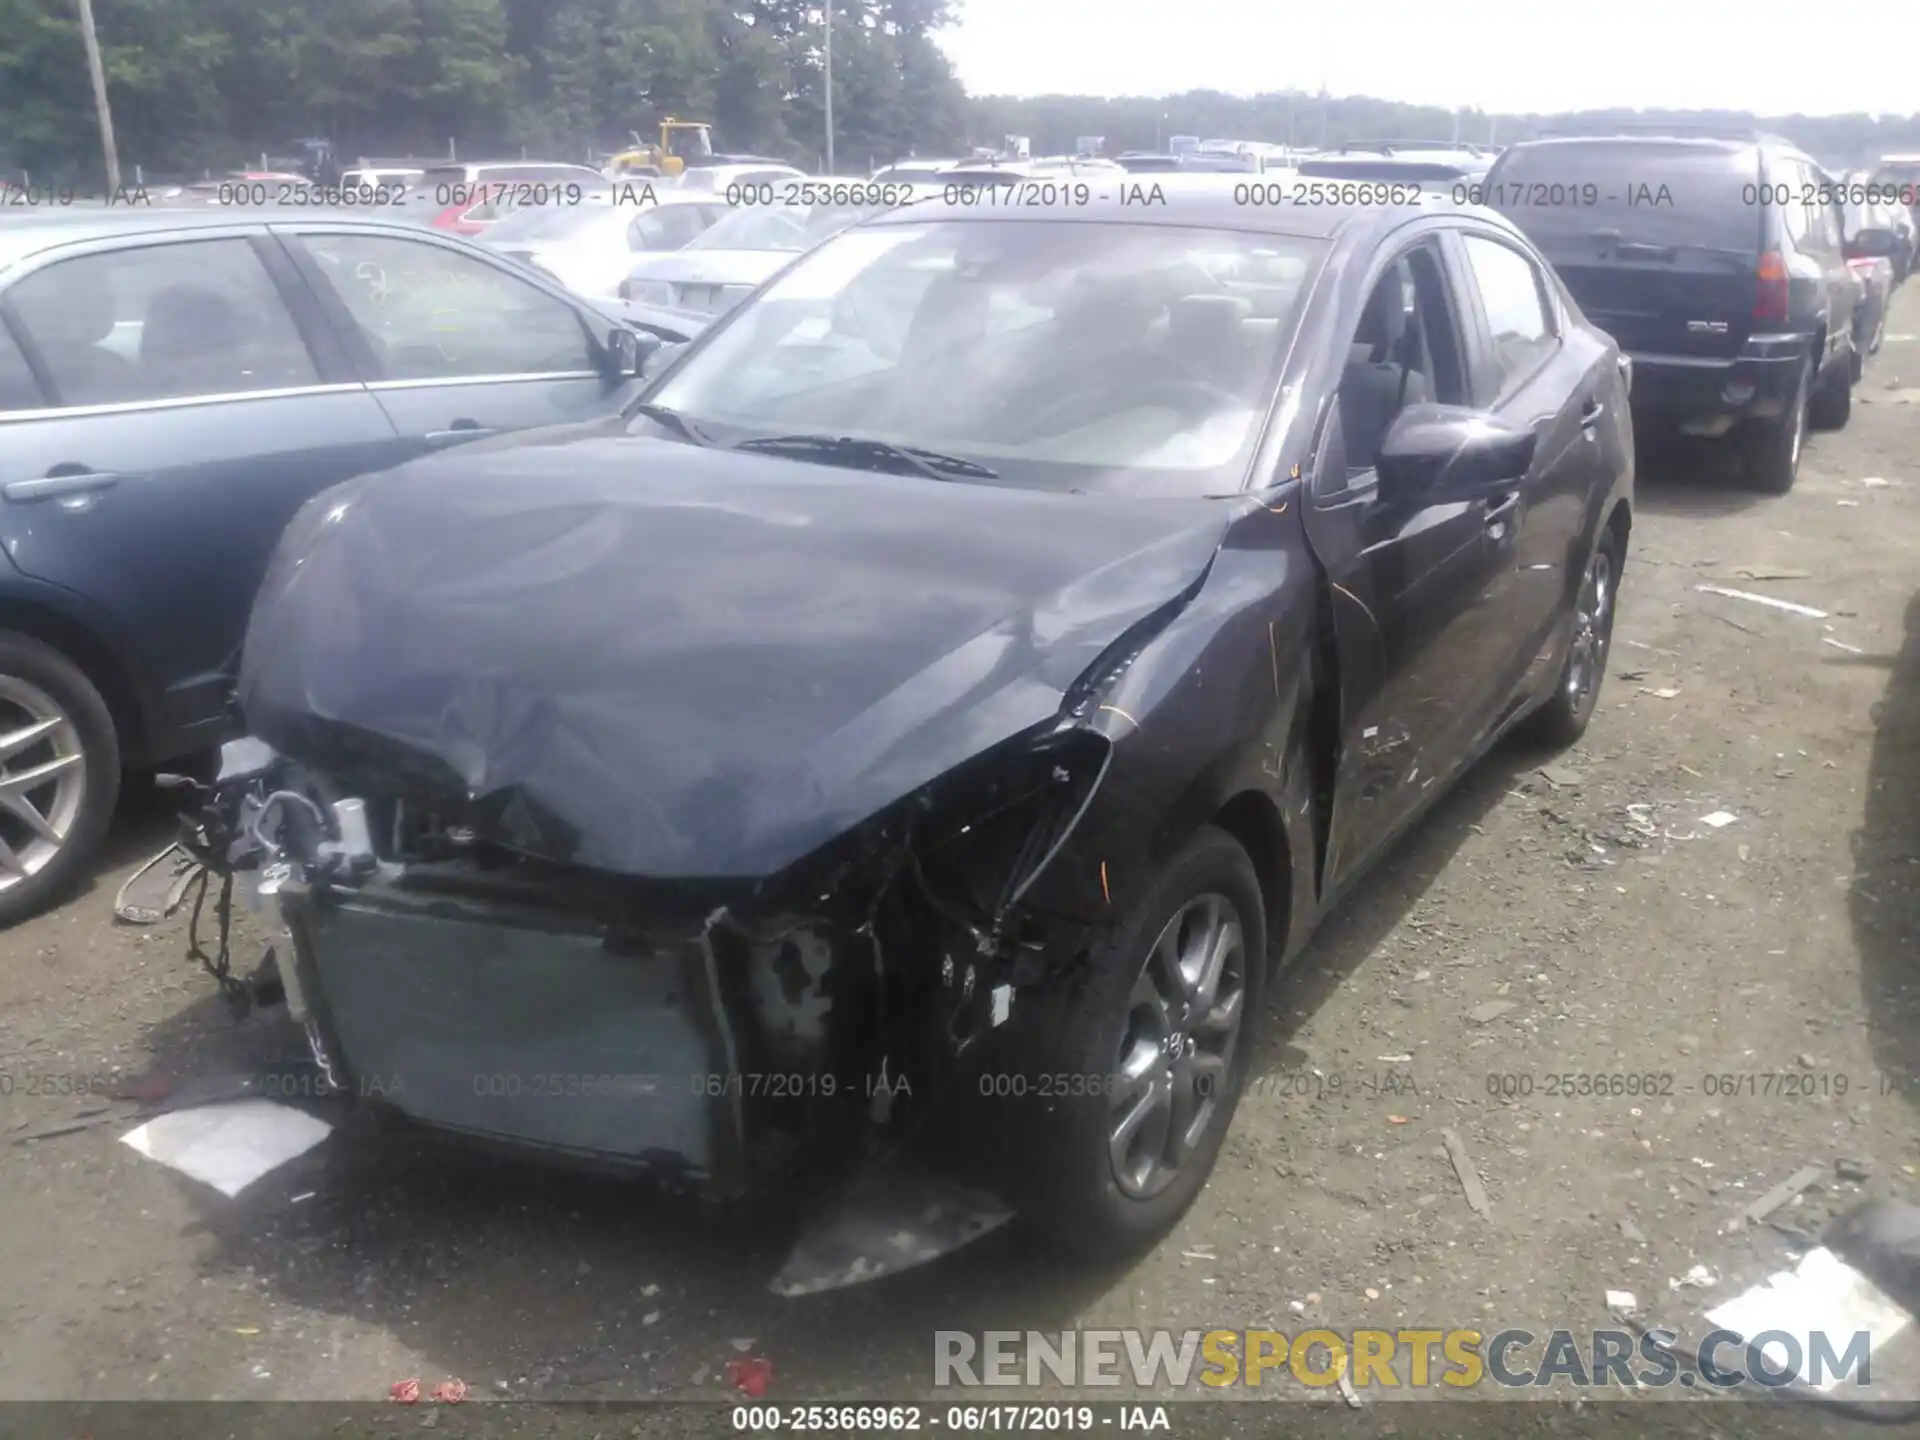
[141,285,248,368]
[1353,270,1409,361]
[1168,293,1251,351]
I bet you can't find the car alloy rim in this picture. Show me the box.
[1109,891,1246,1200]
[1565,548,1615,711]
[0,676,86,892]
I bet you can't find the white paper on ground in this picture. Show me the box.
[121,1100,333,1198]
[1705,1246,1912,1392]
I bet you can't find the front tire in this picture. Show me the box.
[1523,527,1622,749]
[0,632,120,926]
[1001,826,1266,1257]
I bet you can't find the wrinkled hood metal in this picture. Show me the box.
[239,437,1234,878]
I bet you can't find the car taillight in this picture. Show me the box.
[1754,250,1790,323]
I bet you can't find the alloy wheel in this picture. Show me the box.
[0,676,87,891]
[1109,892,1247,1200]
[1564,547,1616,713]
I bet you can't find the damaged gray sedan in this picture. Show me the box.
[185,185,1633,1292]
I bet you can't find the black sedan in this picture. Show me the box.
[206,182,1634,1286]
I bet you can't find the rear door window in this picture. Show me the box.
[1458,235,1557,395]
[1487,142,1763,251]
[5,238,319,407]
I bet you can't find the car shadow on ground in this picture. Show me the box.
[1856,588,1920,1106]
[1629,433,1775,519]
[120,729,1557,1400]
[1246,737,1542,1078]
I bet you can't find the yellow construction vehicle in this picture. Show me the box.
[606,119,715,178]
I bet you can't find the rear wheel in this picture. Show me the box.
[1741,354,1809,493]
[1523,528,1622,748]
[0,633,120,926]
[1809,349,1853,431]
[1001,826,1265,1257]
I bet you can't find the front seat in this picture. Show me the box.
[1339,271,1429,471]
[8,270,139,406]
[1166,294,1252,390]
[139,285,255,398]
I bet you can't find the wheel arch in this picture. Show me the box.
[0,595,155,768]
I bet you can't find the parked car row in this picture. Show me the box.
[1477,127,1909,492]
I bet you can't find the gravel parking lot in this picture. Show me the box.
[0,289,1916,1438]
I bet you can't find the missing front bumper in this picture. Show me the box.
[278,873,750,1194]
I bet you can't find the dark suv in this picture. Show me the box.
[1478,130,1861,493]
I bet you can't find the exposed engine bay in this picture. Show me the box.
[173,717,1118,1293]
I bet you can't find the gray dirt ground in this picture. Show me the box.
[1,291,1918,1440]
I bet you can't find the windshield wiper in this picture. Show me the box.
[631,402,714,447]
[732,433,999,481]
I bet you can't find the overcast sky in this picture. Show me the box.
[936,0,1918,116]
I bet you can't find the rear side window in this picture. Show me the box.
[1486,142,1763,250]
[0,321,45,412]
[1459,235,1556,393]
[6,238,319,407]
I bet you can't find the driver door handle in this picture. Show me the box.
[1483,490,1521,523]
[425,423,497,448]
[1580,398,1606,429]
[5,469,121,502]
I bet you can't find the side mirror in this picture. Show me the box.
[1847,227,1896,259]
[1376,403,1537,503]
[603,325,658,379]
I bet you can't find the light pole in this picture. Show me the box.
[823,0,835,174]
[74,0,121,193]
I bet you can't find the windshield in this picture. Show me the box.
[645,219,1324,496]
[685,204,875,253]
[1487,142,1762,249]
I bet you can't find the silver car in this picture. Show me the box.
[484,190,729,300]
[617,192,933,318]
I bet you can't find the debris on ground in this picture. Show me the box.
[1693,584,1830,619]
[1821,636,1865,654]
[1336,1371,1365,1408]
[430,1380,467,1404]
[1605,1289,1638,1318]
[1538,766,1583,788]
[1441,1128,1492,1219]
[726,1355,774,1398]
[1741,1164,1827,1226]
[1730,567,1813,581]
[1669,1264,1718,1291]
[389,1379,422,1404]
[1698,811,1739,829]
[1642,686,1683,699]
[1619,1217,1647,1244]
[1837,1159,1872,1183]
[1467,1001,1517,1024]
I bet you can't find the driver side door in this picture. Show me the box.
[277,225,642,458]
[1299,231,1522,894]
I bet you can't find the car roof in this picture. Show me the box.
[865,176,1481,243]
[0,207,443,270]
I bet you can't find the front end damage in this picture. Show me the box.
[190,720,1122,1292]
[196,446,1238,1290]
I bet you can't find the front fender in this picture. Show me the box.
[1017,504,1320,943]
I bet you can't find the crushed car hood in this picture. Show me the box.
[239,437,1233,878]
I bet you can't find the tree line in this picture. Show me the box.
[0,0,969,183]
[4,1,1917,185]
